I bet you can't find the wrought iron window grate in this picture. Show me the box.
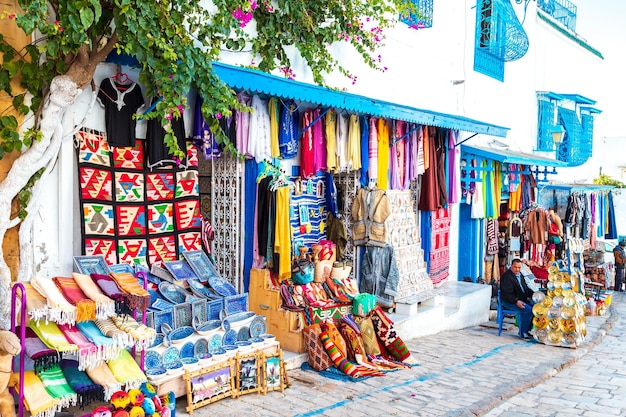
[537,0,577,31]
[557,107,588,166]
[537,99,556,151]
[400,0,433,29]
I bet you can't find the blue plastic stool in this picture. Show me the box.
[497,289,523,339]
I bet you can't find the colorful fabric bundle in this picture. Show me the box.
[90,273,128,314]
[20,326,61,373]
[112,314,156,351]
[17,370,59,417]
[57,323,100,370]
[76,321,121,362]
[61,359,104,408]
[339,319,406,372]
[72,272,116,320]
[354,316,382,356]
[37,364,78,409]
[109,272,151,311]
[107,349,147,389]
[94,317,134,349]
[321,320,348,359]
[29,320,78,354]
[53,276,97,322]
[319,331,384,378]
[16,282,49,325]
[370,306,417,364]
[302,323,333,371]
[86,362,122,400]
[31,276,77,325]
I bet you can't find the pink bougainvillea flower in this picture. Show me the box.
[215,112,223,119]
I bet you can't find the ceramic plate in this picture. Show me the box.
[209,333,223,353]
[249,316,267,338]
[181,341,195,359]
[237,326,250,341]
[194,338,209,358]
[159,282,191,304]
[188,278,218,299]
[168,326,195,345]
[223,329,238,346]
[163,260,198,281]
[145,351,162,369]
[149,334,164,349]
[152,299,175,311]
[162,346,180,365]
[208,274,238,297]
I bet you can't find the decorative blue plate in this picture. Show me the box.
[181,341,195,359]
[196,320,221,336]
[208,275,238,297]
[221,319,231,331]
[167,326,194,345]
[223,329,237,346]
[237,326,250,341]
[181,357,199,366]
[146,367,166,378]
[159,282,192,304]
[152,299,175,311]
[209,333,223,353]
[109,263,135,275]
[188,279,219,300]
[162,346,180,365]
[194,338,209,358]
[249,316,267,338]
[145,351,162,369]
[149,334,164,349]
[226,311,256,327]
[163,260,198,281]
[182,250,216,283]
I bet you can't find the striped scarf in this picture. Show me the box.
[112,314,157,351]
[18,283,49,325]
[31,276,77,325]
[109,272,151,311]
[57,323,100,370]
[17,370,59,417]
[76,321,122,362]
[86,362,122,401]
[72,272,116,320]
[28,320,78,354]
[90,273,128,314]
[319,331,384,378]
[94,317,134,349]
[37,364,78,409]
[20,326,61,373]
[107,349,147,389]
[53,276,96,322]
[61,359,104,408]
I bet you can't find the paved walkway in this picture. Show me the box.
[175,293,622,417]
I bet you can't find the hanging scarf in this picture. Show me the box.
[109,272,151,311]
[112,314,157,351]
[17,370,59,417]
[61,359,104,409]
[76,321,121,362]
[17,282,49,325]
[90,273,128,314]
[72,272,116,320]
[28,320,78,354]
[107,349,147,389]
[31,276,77,325]
[57,323,101,370]
[86,362,122,401]
[20,326,61,373]
[94,317,134,349]
[53,276,96,322]
[37,364,78,409]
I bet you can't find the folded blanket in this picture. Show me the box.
[17,283,49,325]
[31,276,77,325]
[72,272,116,320]
[76,321,121,362]
[112,314,156,351]
[20,326,61,373]
[319,330,384,378]
[107,349,147,390]
[57,323,101,370]
[94,317,134,349]
[17,370,59,417]
[370,306,417,364]
[90,273,129,314]
[29,320,78,354]
[86,362,122,401]
[339,319,406,372]
[53,276,96,322]
[61,359,104,408]
[37,364,78,409]
[109,272,151,311]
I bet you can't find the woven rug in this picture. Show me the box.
[76,128,203,266]
[429,207,451,286]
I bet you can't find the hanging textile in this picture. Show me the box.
[107,349,147,389]
[37,364,78,409]
[359,115,369,187]
[193,93,221,160]
[17,370,59,417]
[243,160,258,291]
[336,112,350,172]
[97,77,145,148]
[108,272,151,311]
[16,282,48,325]
[389,130,401,190]
[71,273,116,321]
[279,99,299,159]
[348,114,361,172]
[428,207,451,285]
[268,97,280,158]
[313,107,327,172]
[301,109,315,178]
[20,326,61,373]
[325,109,337,172]
[29,320,78,354]
[52,276,96,323]
[30,276,77,326]
[249,94,272,163]
[57,323,99,371]
[606,190,618,239]
[145,97,187,169]
[376,118,389,189]
[368,117,378,184]
[60,359,104,409]
[235,91,252,157]
[86,362,122,401]
[274,185,292,280]
[447,130,461,204]
[418,127,447,211]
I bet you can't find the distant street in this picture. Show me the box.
[176,293,624,417]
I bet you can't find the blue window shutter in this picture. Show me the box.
[400,0,433,29]
[537,100,555,151]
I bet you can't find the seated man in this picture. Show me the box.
[500,258,535,340]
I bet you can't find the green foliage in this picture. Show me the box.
[593,173,625,188]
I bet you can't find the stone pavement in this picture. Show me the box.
[174,293,622,417]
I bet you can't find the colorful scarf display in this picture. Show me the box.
[72,272,116,320]
[17,370,59,417]
[107,349,147,389]
[31,276,77,325]
[37,364,78,409]
[86,362,122,401]
[29,320,78,354]
[76,321,121,362]
[109,272,151,311]
[94,317,134,349]
[90,273,128,314]
[370,306,417,364]
[112,314,156,351]
[17,282,49,325]
[20,326,61,373]
[57,323,101,370]
[319,330,384,378]
[53,276,97,322]
[61,359,104,408]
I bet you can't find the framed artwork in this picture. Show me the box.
[163,260,198,281]
[174,303,192,328]
[263,350,287,394]
[73,255,111,275]
[182,250,216,283]
[236,352,261,396]
[184,358,236,414]
[191,299,207,324]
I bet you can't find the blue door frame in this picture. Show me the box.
[458,203,484,282]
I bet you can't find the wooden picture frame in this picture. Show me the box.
[262,350,287,394]
[184,358,236,414]
[235,352,261,397]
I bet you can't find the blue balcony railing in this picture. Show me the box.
[537,0,577,31]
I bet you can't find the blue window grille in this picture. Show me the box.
[473,0,529,82]
[400,0,433,29]
[557,107,589,166]
[537,0,577,31]
[580,113,594,160]
[537,99,556,151]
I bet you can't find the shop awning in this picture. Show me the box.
[212,62,510,137]
[461,144,568,167]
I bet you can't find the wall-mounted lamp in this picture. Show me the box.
[551,125,565,144]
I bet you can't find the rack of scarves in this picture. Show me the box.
[10,272,154,417]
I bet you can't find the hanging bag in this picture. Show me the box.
[292,258,315,285]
